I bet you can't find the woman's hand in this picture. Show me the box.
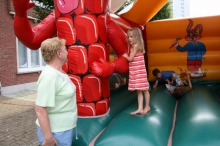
[43,137,58,146]
[35,105,57,146]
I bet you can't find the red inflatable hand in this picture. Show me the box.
[13,0,35,17]
[113,56,129,74]
[91,58,115,78]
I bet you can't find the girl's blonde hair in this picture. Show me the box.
[40,37,66,62]
[127,27,145,53]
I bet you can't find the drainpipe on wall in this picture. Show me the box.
[0,82,2,96]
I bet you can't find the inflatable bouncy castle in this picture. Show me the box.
[13,0,220,145]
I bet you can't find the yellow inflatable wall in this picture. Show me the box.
[146,15,220,81]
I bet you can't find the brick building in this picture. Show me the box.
[0,0,43,95]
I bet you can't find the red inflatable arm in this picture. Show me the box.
[91,58,115,77]
[91,13,129,78]
[91,56,128,78]
[106,13,129,57]
[13,0,56,50]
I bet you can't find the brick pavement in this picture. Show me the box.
[0,91,39,146]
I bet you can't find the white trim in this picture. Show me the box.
[27,49,31,68]
[1,82,37,95]
[78,104,96,116]
[92,44,106,60]
[101,0,103,8]
[79,49,86,64]
[81,16,98,38]
[16,38,45,74]
[98,101,108,111]
[9,11,38,22]
[80,0,84,9]
[57,19,75,41]
[16,69,43,74]
[88,76,101,93]
[78,108,110,118]
[69,76,82,97]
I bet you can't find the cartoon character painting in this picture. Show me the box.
[172,19,206,78]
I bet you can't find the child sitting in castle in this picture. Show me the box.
[152,68,175,88]
[168,73,192,99]
[152,68,192,99]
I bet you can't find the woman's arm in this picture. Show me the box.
[35,105,58,146]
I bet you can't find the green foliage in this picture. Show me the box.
[115,0,172,21]
[33,0,54,22]
[32,0,172,22]
[150,2,173,21]
[115,0,134,14]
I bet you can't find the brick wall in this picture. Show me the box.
[0,0,40,87]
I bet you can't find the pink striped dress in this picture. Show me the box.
[128,52,149,91]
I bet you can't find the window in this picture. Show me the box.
[17,38,46,74]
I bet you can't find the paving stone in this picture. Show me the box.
[0,91,39,146]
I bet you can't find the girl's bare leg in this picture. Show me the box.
[130,90,143,115]
[142,90,150,115]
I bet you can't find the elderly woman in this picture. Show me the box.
[35,37,77,146]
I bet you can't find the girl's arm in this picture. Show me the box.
[153,80,158,88]
[170,76,174,85]
[166,79,171,84]
[187,74,192,89]
[122,49,136,62]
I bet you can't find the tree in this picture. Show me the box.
[32,0,54,22]
[115,0,134,14]
[115,0,172,21]
[33,0,172,22]
[150,2,172,21]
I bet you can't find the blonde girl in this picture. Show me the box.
[123,27,150,115]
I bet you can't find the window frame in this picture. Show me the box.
[16,38,45,74]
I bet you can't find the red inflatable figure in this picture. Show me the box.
[12,0,135,116]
